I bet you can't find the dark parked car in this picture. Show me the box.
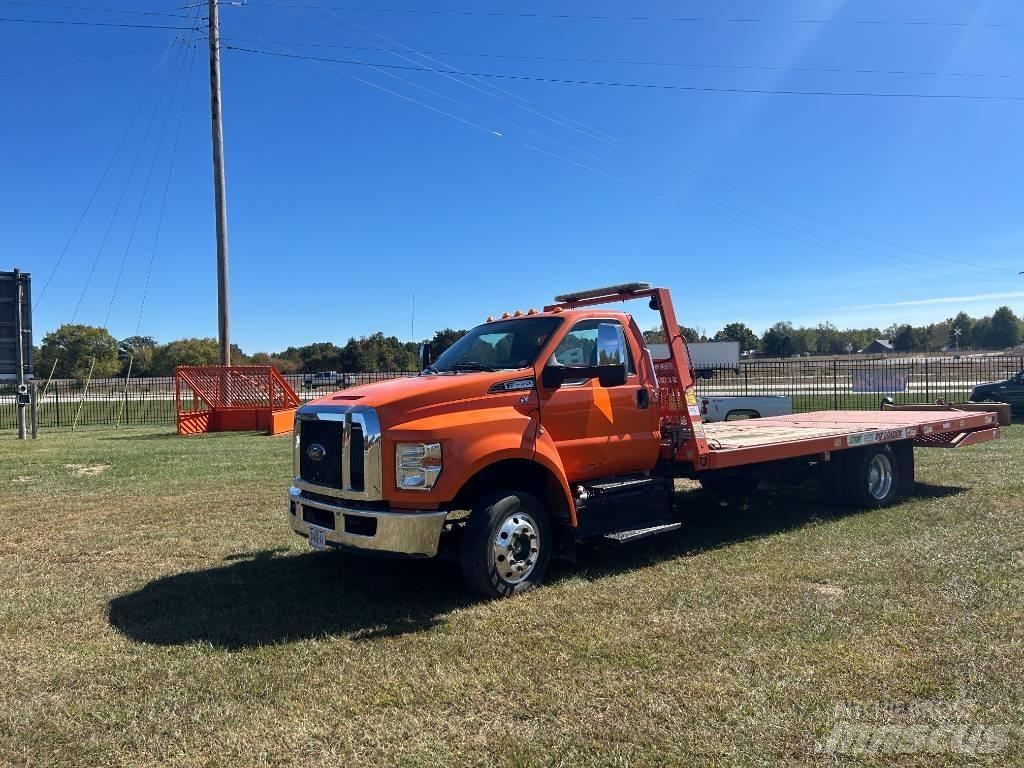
[970,371,1024,412]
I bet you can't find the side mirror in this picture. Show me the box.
[597,363,627,387]
[542,365,566,389]
[419,342,432,370]
[542,363,626,389]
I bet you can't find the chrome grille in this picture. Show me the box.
[294,405,382,500]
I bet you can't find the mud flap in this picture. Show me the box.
[892,440,916,496]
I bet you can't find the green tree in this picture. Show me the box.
[37,324,119,382]
[118,335,157,376]
[338,338,366,372]
[812,322,844,355]
[892,324,926,352]
[761,321,797,358]
[713,322,759,351]
[150,338,220,375]
[429,328,468,359]
[360,333,417,372]
[971,316,993,349]
[989,306,1022,349]
[679,326,702,343]
[249,352,301,373]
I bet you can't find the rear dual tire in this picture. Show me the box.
[825,444,903,508]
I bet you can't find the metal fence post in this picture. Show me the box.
[924,359,929,402]
[832,359,838,410]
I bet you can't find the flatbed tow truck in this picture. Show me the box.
[288,283,1000,597]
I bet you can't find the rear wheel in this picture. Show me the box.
[842,445,900,508]
[460,490,551,598]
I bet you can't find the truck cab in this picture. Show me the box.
[290,289,673,596]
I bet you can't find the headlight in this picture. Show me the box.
[395,442,442,491]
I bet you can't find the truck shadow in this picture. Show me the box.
[108,483,967,650]
[108,549,469,650]
[558,481,968,584]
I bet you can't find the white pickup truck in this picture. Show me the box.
[302,371,356,390]
[699,395,793,422]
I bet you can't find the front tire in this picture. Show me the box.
[460,491,551,598]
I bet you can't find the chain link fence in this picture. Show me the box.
[2,356,1021,432]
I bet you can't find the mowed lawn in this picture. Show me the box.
[1,424,1022,767]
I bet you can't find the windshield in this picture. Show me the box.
[429,317,562,373]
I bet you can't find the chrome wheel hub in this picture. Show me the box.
[491,511,540,584]
[867,453,894,500]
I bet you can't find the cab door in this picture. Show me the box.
[537,318,659,482]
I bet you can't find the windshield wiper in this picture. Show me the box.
[448,361,497,372]
[420,364,440,375]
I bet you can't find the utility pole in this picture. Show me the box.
[14,268,26,440]
[207,0,231,365]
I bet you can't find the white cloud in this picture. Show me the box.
[841,291,1024,311]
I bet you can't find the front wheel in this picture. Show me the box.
[460,491,551,598]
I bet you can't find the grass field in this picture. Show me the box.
[1,424,1022,766]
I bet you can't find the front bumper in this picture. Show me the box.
[288,486,447,557]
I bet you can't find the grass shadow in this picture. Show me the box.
[108,548,472,650]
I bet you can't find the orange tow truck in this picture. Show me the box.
[288,283,1000,597]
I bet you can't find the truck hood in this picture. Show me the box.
[303,370,535,423]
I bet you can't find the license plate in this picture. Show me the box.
[308,526,327,550]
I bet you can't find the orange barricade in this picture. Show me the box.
[175,365,300,435]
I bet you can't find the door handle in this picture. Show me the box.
[637,388,650,409]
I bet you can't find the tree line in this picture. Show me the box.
[645,307,1023,358]
[33,325,469,381]
[33,305,1022,382]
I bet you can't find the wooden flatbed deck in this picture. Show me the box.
[692,410,1000,470]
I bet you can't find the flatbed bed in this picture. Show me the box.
[695,409,1000,470]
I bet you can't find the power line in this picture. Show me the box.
[136,39,200,335]
[225,45,1024,102]
[279,9,614,165]
[70,38,190,324]
[1,41,176,78]
[234,4,1024,29]
[33,42,180,310]
[104,37,196,327]
[0,1,189,17]
[0,16,199,29]
[219,37,1006,282]
[679,169,1020,274]
[221,36,1024,82]
[239,11,1019,278]
[311,6,624,147]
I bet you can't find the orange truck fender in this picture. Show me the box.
[385,404,576,524]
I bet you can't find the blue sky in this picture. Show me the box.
[2,0,1023,351]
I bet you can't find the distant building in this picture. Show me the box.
[859,339,893,355]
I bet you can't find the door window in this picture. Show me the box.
[549,319,634,384]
